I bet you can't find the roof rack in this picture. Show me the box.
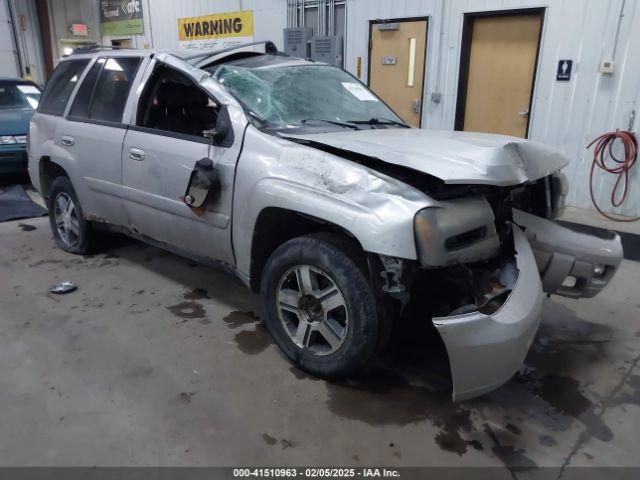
[183,40,279,63]
[68,44,139,55]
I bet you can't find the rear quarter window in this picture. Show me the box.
[88,57,142,123]
[38,59,90,116]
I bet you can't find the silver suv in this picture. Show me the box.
[28,43,623,400]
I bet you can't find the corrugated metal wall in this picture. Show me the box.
[119,0,640,217]
[135,0,287,50]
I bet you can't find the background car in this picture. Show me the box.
[0,78,42,174]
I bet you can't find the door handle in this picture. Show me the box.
[412,99,421,114]
[128,148,146,161]
[518,109,530,117]
[60,135,74,146]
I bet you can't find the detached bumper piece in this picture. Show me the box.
[432,227,544,401]
[512,209,623,298]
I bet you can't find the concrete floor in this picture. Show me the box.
[1,214,640,471]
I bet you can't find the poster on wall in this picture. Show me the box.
[177,10,254,50]
[100,0,144,36]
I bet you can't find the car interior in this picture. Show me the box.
[138,67,219,137]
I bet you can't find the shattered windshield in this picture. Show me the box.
[213,64,404,130]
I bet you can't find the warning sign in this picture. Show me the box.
[177,10,254,50]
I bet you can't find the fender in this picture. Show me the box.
[232,126,437,279]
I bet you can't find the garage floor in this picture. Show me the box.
[1,214,639,472]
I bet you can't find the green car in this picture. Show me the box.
[0,78,42,174]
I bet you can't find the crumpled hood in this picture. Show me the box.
[286,128,569,186]
[0,108,35,135]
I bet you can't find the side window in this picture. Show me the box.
[38,59,89,116]
[68,60,103,118]
[88,57,142,123]
[137,66,219,138]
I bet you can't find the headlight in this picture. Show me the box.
[549,171,569,218]
[414,196,500,268]
[14,135,27,144]
[1,135,17,144]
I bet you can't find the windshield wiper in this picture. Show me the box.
[347,117,411,128]
[300,118,361,130]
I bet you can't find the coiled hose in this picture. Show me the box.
[587,130,639,222]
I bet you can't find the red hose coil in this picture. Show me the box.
[586,130,639,222]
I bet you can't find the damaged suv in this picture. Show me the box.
[28,42,623,400]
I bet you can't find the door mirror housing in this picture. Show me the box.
[184,157,220,209]
[203,105,232,146]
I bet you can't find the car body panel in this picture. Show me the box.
[433,226,544,401]
[232,125,439,281]
[513,209,623,298]
[0,106,37,174]
[286,129,569,186]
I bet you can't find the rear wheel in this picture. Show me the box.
[260,233,379,377]
[48,176,92,254]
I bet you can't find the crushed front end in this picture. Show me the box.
[378,174,622,401]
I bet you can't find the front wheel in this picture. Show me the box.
[260,233,379,377]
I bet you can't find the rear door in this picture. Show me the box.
[120,61,241,266]
[64,55,145,226]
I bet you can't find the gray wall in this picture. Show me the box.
[0,1,20,78]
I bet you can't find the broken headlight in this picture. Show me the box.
[549,171,569,218]
[414,196,501,268]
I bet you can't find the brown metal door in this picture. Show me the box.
[461,13,542,137]
[369,19,427,127]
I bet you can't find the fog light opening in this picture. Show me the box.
[562,275,577,288]
[593,264,606,277]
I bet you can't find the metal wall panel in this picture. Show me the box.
[141,0,287,50]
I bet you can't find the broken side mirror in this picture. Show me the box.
[184,157,220,209]
[202,106,231,145]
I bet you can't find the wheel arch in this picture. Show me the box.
[38,156,70,200]
[248,207,365,292]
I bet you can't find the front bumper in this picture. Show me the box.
[432,226,544,401]
[0,145,28,174]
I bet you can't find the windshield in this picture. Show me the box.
[213,64,403,130]
[0,81,41,110]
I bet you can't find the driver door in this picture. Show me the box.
[120,63,239,266]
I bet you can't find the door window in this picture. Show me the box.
[137,66,219,139]
[88,57,142,123]
[68,60,103,118]
[38,59,89,116]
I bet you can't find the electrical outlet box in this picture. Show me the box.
[283,27,313,59]
[600,60,615,74]
[310,36,343,67]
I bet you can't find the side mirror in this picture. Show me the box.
[203,106,231,145]
[184,158,220,209]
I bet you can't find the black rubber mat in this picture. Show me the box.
[0,184,47,222]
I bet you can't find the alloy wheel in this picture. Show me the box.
[276,265,349,356]
[53,192,80,248]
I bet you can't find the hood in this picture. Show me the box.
[0,108,35,136]
[286,128,569,186]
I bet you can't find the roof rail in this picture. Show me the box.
[67,44,139,55]
[182,40,279,63]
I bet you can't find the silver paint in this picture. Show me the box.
[27,49,623,401]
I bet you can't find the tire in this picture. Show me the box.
[260,233,379,377]
[48,176,92,254]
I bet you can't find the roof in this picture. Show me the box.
[62,40,319,71]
